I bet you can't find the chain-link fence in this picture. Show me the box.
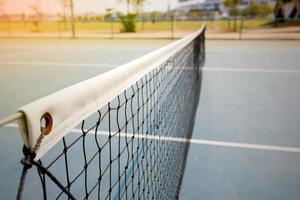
[0,18,299,40]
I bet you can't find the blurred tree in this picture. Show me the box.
[150,11,161,23]
[258,4,273,17]
[188,9,202,20]
[274,0,285,22]
[83,15,89,22]
[117,0,131,14]
[30,1,43,32]
[117,0,146,32]
[119,13,137,32]
[59,0,75,38]
[224,0,242,31]
[77,15,83,22]
[242,1,273,18]
[117,0,146,15]
[243,1,259,17]
[59,0,71,30]
[105,8,113,21]
[133,0,146,29]
[133,0,146,13]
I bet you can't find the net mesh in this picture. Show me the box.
[17,29,205,200]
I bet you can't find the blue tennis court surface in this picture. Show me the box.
[180,41,300,199]
[1,39,300,199]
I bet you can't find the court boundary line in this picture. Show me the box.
[0,49,48,59]
[203,67,300,74]
[1,62,298,73]
[0,61,117,68]
[5,124,300,153]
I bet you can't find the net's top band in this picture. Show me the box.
[17,25,206,161]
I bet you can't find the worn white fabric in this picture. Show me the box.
[18,26,205,161]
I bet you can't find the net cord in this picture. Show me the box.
[16,27,206,200]
[17,25,206,161]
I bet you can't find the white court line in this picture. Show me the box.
[203,67,300,74]
[5,124,300,153]
[0,49,48,59]
[0,61,117,68]
[2,62,297,73]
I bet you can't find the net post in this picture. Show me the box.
[202,25,206,65]
[70,0,76,39]
[171,11,175,39]
[57,21,61,39]
[239,17,244,40]
[7,21,12,37]
[111,19,114,39]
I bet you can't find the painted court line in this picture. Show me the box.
[0,49,47,59]
[5,124,300,153]
[0,61,118,68]
[203,67,300,74]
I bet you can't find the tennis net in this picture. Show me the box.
[16,25,205,200]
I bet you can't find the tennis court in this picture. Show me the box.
[1,34,300,199]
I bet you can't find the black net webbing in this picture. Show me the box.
[17,29,205,200]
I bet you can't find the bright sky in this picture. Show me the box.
[1,0,204,15]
